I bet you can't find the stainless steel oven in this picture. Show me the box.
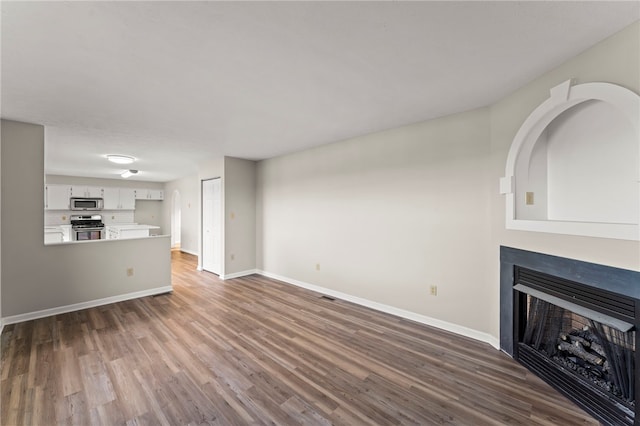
[70,214,105,241]
[72,227,104,241]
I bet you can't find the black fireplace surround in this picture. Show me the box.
[500,246,639,426]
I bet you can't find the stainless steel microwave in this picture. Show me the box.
[70,197,104,211]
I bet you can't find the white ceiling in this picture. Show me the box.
[1,1,638,182]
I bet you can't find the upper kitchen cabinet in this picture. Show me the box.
[135,189,164,200]
[103,187,136,210]
[70,185,103,198]
[45,184,71,210]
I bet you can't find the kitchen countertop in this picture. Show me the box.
[106,224,160,230]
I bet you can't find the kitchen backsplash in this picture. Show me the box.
[45,210,135,226]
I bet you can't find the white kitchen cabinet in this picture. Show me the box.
[45,184,71,210]
[60,225,72,242]
[103,187,136,210]
[135,189,164,200]
[106,226,119,240]
[70,185,103,198]
[107,224,158,240]
[103,187,119,209]
[134,189,146,200]
[44,227,64,244]
[120,188,136,209]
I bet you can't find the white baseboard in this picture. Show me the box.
[1,285,173,326]
[0,319,4,336]
[258,270,500,350]
[180,248,199,257]
[221,269,258,280]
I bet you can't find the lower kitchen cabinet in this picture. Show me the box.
[106,224,158,240]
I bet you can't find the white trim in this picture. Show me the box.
[221,269,258,280]
[1,285,173,326]
[505,218,638,241]
[257,270,500,350]
[0,320,4,336]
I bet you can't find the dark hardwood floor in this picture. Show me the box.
[1,250,599,425]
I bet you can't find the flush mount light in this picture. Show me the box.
[107,154,135,164]
[121,169,139,178]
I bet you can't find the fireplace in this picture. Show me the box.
[500,247,639,426]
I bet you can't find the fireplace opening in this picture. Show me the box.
[521,294,635,405]
[513,266,638,426]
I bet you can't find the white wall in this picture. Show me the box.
[546,100,637,224]
[163,174,200,255]
[1,119,172,319]
[224,157,256,276]
[191,157,258,277]
[133,200,163,232]
[257,21,640,343]
[0,121,2,333]
[257,108,492,334]
[515,129,548,220]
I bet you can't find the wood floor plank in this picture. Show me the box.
[1,251,601,425]
[77,352,117,409]
[56,347,83,397]
[108,357,150,419]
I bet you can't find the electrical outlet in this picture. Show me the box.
[316,263,320,271]
[430,285,438,296]
[127,268,134,277]
[525,192,534,205]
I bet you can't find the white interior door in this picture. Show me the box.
[202,178,221,275]
[171,190,181,247]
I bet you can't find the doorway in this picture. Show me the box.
[171,190,181,249]
[201,178,222,275]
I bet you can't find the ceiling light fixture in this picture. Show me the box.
[107,154,135,164]
[121,169,138,178]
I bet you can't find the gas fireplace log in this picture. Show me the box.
[589,341,606,358]
[557,341,605,366]
[563,334,611,371]
[560,333,591,348]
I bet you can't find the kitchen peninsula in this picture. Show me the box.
[44,223,161,244]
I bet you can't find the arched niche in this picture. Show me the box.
[500,79,640,240]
